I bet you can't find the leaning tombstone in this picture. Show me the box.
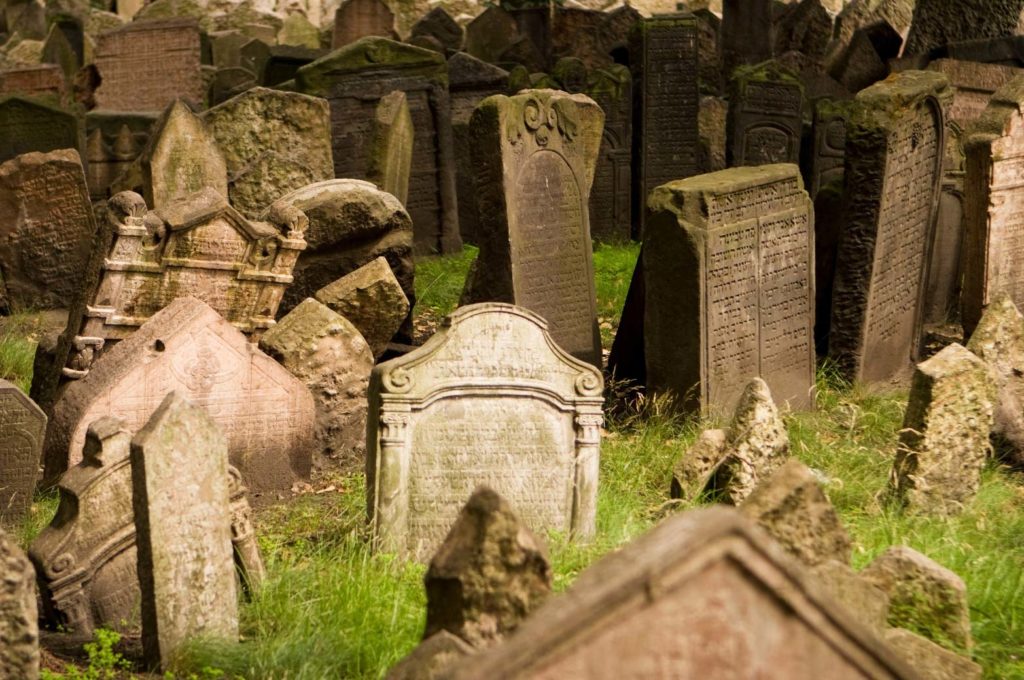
[367,303,604,561]
[0,379,45,526]
[366,90,413,206]
[411,8,463,53]
[47,297,317,493]
[727,61,804,167]
[0,148,98,311]
[462,89,604,368]
[446,506,918,680]
[332,0,395,49]
[141,99,228,210]
[131,392,238,671]
[644,164,815,415]
[0,528,39,680]
[829,71,950,384]
[0,94,81,164]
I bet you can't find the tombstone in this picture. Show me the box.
[727,61,804,167]
[258,298,373,468]
[0,528,39,680]
[84,110,157,200]
[293,37,460,255]
[0,380,45,525]
[586,65,633,244]
[773,0,832,66]
[141,100,228,210]
[829,71,950,384]
[721,0,773,79]
[962,77,1024,337]
[446,506,918,680]
[202,87,334,219]
[47,296,317,493]
[828,21,903,94]
[464,7,520,66]
[884,629,982,680]
[332,0,395,49]
[0,64,65,100]
[462,90,603,368]
[279,12,320,49]
[892,343,995,516]
[262,45,325,86]
[550,6,640,71]
[93,19,204,113]
[366,90,413,205]
[903,0,1024,58]
[367,303,604,561]
[631,15,699,235]
[0,95,81,164]
[227,466,265,595]
[387,631,474,680]
[411,8,462,53]
[698,95,727,174]
[448,52,509,246]
[809,100,851,199]
[0,149,98,311]
[41,23,81,82]
[131,392,238,670]
[644,164,815,415]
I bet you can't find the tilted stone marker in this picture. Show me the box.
[0,149,98,311]
[368,303,603,561]
[446,506,919,680]
[829,71,950,383]
[892,343,995,516]
[332,0,395,49]
[463,89,604,368]
[0,528,39,679]
[727,61,804,167]
[47,297,316,492]
[0,95,81,164]
[366,89,413,206]
[131,392,238,670]
[644,164,815,415]
[0,379,45,525]
[141,99,228,210]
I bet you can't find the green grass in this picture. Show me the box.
[0,311,38,393]
[11,244,1024,678]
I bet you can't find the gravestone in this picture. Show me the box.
[84,111,157,200]
[332,0,395,49]
[962,77,1024,337]
[721,0,773,79]
[699,95,727,174]
[644,164,815,415]
[0,379,45,525]
[448,52,509,245]
[293,37,460,255]
[632,15,699,234]
[884,629,982,680]
[202,86,334,219]
[131,392,238,670]
[586,65,633,244]
[0,149,98,311]
[0,64,65,100]
[367,303,604,561]
[447,506,918,680]
[0,528,38,680]
[279,12,320,49]
[774,0,832,66]
[462,89,603,368]
[93,19,204,113]
[48,297,317,492]
[141,100,228,210]
[829,71,950,383]
[464,7,519,66]
[42,23,81,81]
[727,61,804,167]
[411,8,462,53]
[0,95,80,164]
[550,6,640,71]
[366,89,413,205]
[810,100,851,199]
[262,45,326,87]
[903,0,1024,58]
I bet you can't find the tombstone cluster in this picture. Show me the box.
[0,0,1021,676]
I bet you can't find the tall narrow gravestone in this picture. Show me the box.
[131,393,238,670]
[141,100,228,210]
[367,303,604,562]
[829,71,950,383]
[587,65,633,244]
[0,380,45,525]
[462,90,604,368]
[644,164,815,415]
[962,77,1024,338]
[727,62,804,167]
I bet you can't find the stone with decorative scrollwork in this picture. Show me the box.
[367,302,604,562]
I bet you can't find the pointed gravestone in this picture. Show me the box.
[368,303,604,561]
[141,100,228,210]
[829,71,951,384]
[366,89,413,206]
[131,392,238,671]
[0,380,45,526]
[462,89,604,369]
[0,528,39,679]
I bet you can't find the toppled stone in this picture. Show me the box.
[670,428,727,501]
[861,546,973,654]
[314,256,410,358]
[0,528,39,679]
[423,486,552,649]
[386,630,474,680]
[883,628,982,680]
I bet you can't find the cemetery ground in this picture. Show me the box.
[2,243,1023,679]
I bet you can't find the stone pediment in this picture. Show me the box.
[154,187,277,241]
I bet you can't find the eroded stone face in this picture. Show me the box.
[0,379,45,526]
[332,0,394,49]
[0,528,38,680]
[142,100,228,210]
[367,90,413,206]
[727,62,803,168]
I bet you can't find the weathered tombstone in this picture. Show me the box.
[41,23,81,82]
[698,95,727,174]
[810,100,851,199]
[47,297,317,492]
[0,379,45,525]
[446,506,918,680]
[727,61,804,167]
[884,628,982,680]
[774,0,832,66]
[962,76,1024,337]
[202,86,334,219]
[0,149,98,311]
[387,631,474,680]
[411,7,462,53]
[631,14,700,234]
[828,21,903,94]
[462,90,603,368]
[586,65,633,244]
[0,64,65,100]
[367,303,604,561]
[644,164,815,415]
[0,528,39,680]
[84,111,157,200]
[141,100,228,210]
[332,0,395,49]
[93,19,204,113]
[131,392,238,670]
[262,45,326,86]
[829,71,950,384]
[464,7,520,66]
[721,0,773,79]
[0,95,81,164]
[903,0,1024,58]
[279,12,320,49]
[448,52,509,245]
[293,37,460,255]
[366,89,413,205]
[892,343,995,516]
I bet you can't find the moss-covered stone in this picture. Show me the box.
[295,36,445,95]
